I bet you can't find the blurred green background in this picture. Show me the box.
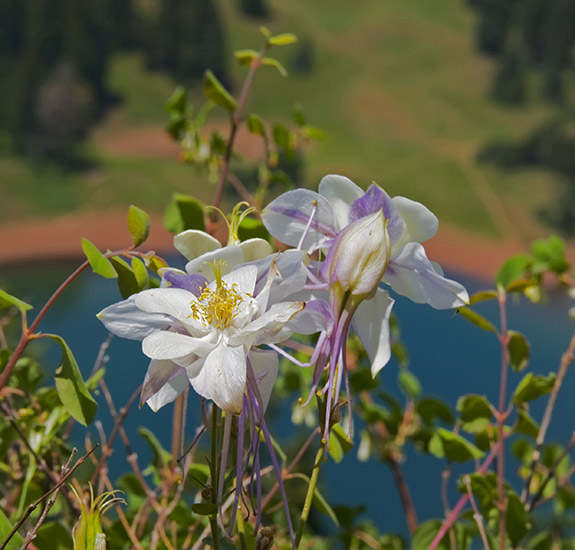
[1,0,573,243]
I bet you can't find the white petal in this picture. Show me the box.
[222,264,258,296]
[135,288,205,332]
[385,243,469,309]
[239,238,273,262]
[318,174,364,230]
[352,288,394,377]
[262,189,337,249]
[146,371,190,412]
[185,246,244,281]
[142,331,216,360]
[174,230,221,261]
[98,297,171,341]
[189,344,246,414]
[249,349,279,412]
[140,359,185,406]
[233,301,305,347]
[392,196,438,247]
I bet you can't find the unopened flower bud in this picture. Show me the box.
[321,210,390,300]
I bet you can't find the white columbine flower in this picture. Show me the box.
[98,262,304,414]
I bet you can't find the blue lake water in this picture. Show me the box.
[2,258,575,539]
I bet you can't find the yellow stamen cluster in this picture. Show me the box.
[189,261,244,329]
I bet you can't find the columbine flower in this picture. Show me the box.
[98,262,304,414]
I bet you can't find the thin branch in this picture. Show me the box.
[464,475,491,550]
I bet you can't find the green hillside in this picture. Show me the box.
[0,0,559,241]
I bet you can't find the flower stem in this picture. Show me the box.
[209,403,221,550]
[295,439,326,547]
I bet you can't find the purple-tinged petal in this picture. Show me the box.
[97,297,172,341]
[188,343,246,414]
[349,184,405,245]
[163,271,208,295]
[385,243,469,309]
[146,369,189,412]
[140,359,186,407]
[262,189,337,249]
[317,174,364,230]
[283,299,333,335]
[351,288,394,377]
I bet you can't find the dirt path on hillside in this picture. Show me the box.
[0,209,525,283]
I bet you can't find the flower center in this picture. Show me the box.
[189,261,245,329]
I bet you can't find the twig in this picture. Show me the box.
[464,475,491,550]
[522,331,575,503]
[0,447,97,550]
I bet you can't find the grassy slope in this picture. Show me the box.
[0,0,558,240]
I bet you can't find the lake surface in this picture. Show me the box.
[2,258,574,539]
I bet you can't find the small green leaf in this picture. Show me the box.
[496,254,532,287]
[261,57,288,77]
[0,507,24,550]
[164,193,205,234]
[313,486,339,526]
[469,290,498,305]
[82,239,117,279]
[0,288,32,314]
[398,370,422,400]
[515,409,539,438]
[416,397,454,425]
[272,123,291,149]
[238,216,269,242]
[247,113,266,137]
[259,26,271,39]
[328,424,354,464]
[269,33,297,46]
[165,86,188,114]
[110,257,139,299]
[203,70,237,112]
[138,427,171,467]
[48,334,97,426]
[506,490,529,546]
[292,104,306,126]
[234,49,259,65]
[191,503,218,516]
[34,522,73,550]
[457,394,493,433]
[508,330,530,372]
[131,257,149,290]
[127,205,150,247]
[506,279,538,294]
[301,125,327,141]
[412,520,471,550]
[429,428,484,462]
[456,307,496,332]
[512,372,556,404]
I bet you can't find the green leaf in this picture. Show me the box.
[515,409,539,438]
[131,257,149,290]
[508,330,530,372]
[272,123,291,149]
[512,372,556,404]
[429,428,484,462]
[191,503,218,516]
[203,70,237,112]
[110,257,140,299]
[82,239,117,279]
[292,104,306,127]
[234,49,259,65]
[261,57,288,77]
[412,520,471,550]
[269,33,297,46]
[506,279,538,294]
[165,86,188,114]
[469,289,498,305]
[328,424,354,464]
[0,288,32,314]
[313,486,339,527]
[35,522,73,550]
[0,507,24,550]
[127,205,150,247]
[138,427,171,467]
[301,125,327,141]
[506,490,529,546]
[259,26,271,39]
[457,394,493,433]
[48,334,97,426]
[238,216,270,242]
[416,397,453,425]
[164,193,205,234]
[496,254,532,287]
[456,307,496,332]
[247,113,266,137]
[398,370,422,400]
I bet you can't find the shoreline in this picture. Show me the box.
[0,210,526,283]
